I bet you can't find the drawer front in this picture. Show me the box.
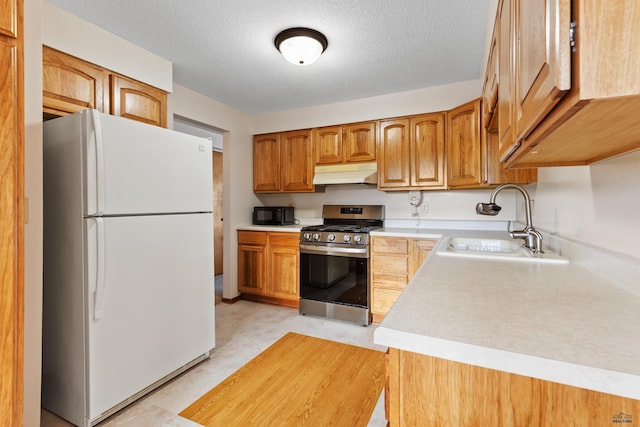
[372,272,409,289]
[373,255,409,274]
[372,237,409,255]
[268,232,299,247]
[238,230,267,245]
[372,288,402,315]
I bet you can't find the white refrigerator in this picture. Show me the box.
[42,110,215,426]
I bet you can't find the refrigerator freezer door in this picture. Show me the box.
[83,110,213,216]
[85,213,214,422]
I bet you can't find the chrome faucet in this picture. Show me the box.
[476,184,543,253]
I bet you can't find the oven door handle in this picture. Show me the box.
[300,244,369,258]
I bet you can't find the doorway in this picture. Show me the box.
[173,116,224,303]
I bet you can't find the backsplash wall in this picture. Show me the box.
[257,186,517,225]
[533,149,640,260]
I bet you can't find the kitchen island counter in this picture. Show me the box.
[374,230,640,400]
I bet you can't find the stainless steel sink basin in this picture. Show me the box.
[436,237,569,264]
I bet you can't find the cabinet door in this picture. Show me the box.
[447,99,482,188]
[497,0,518,161]
[237,244,266,295]
[514,0,571,142]
[314,125,343,164]
[43,46,109,117]
[410,113,446,188]
[1,0,24,424]
[482,22,499,131]
[281,129,314,192]
[110,74,167,128]
[410,239,437,277]
[378,119,410,189]
[267,242,299,301]
[344,121,376,162]
[253,133,281,192]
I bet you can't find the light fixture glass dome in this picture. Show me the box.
[275,28,328,66]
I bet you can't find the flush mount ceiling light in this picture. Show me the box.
[274,27,328,66]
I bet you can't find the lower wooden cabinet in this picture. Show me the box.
[237,231,299,307]
[370,236,437,322]
[386,348,640,426]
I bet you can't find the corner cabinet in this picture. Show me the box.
[370,236,437,323]
[253,130,314,193]
[237,231,299,307]
[378,113,446,191]
[497,0,640,167]
[42,46,168,127]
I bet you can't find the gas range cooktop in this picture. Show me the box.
[300,224,381,233]
[299,205,385,246]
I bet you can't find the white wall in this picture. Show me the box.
[252,80,482,133]
[24,0,43,424]
[42,2,172,92]
[534,150,640,259]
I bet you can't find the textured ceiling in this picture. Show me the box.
[48,0,492,115]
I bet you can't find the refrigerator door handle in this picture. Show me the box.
[90,109,105,216]
[93,217,106,320]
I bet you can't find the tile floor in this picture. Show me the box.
[42,299,388,426]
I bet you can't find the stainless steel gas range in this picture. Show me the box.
[299,205,384,326]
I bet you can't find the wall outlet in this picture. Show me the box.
[421,202,428,213]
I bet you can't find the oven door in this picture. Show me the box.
[299,244,369,309]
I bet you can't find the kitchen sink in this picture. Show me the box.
[436,236,569,264]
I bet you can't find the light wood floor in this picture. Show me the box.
[180,332,386,426]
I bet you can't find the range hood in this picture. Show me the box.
[312,162,378,186]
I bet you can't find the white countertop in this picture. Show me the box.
[236,224,303,233]
[373,229,640,400]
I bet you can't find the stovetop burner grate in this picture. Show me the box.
[300,224,381,233]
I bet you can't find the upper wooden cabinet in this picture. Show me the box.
[314,121,376,165]
[378,113,446,190]
[447,99,482,188]
[513,0,571,145]
[497,0,570,161]
[497,0,516,160]
[43,46,109,117]
[253,129,315,193]
[281,130,314,192]
[410,114,446,188]
[497,0,640,167]
[111,74,167,128]
[253,133,281,192]
[482,18,499,132]
[42,47,168,128]
[314,125,342,164]
[344,121,377,162]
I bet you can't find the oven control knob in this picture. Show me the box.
[327,234,336,241]
[353,235,362,243]
[343,234,352,242]
[313,233,321,241]
[303,233,311,241]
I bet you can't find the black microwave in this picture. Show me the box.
[253,206,295,225]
